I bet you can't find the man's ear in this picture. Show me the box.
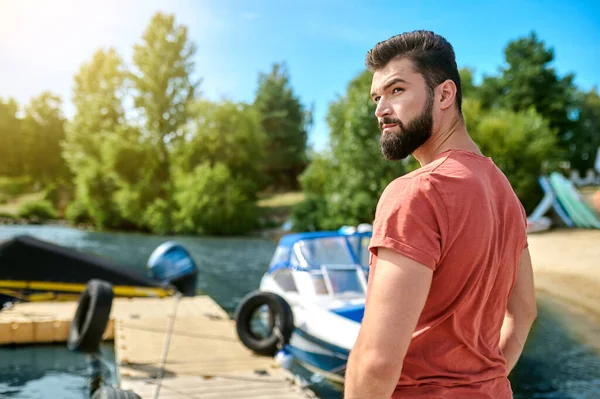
[438,79,457,111]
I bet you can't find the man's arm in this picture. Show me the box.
[344,247,433,399]
[499,247,537,373]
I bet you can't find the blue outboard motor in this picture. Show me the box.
[147,242,198,296]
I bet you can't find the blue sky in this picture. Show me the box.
[1,0,599,151]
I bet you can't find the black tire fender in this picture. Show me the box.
[67,279,114,354]
[91,386,141,399]
[234,291,294,356]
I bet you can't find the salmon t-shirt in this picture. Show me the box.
[367,149,528,399]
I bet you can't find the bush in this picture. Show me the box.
[290,195,331,232]
[43,183,60,206]
[0,193,8,205]
[0,176,33,196]
[73,164,125,230]
[0,211,16,219]
[298,153,333,196]
[65,200,91,225]
[173,162,259,235]
[17,199,57,220]
[143,198,173,235]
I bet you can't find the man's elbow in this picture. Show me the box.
[511,305,537,329]
[523,301,538,324]
[358,351,404,381]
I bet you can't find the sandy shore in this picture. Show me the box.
[527,229,600,319]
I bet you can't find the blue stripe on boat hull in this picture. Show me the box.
[286,345,346,373]
[285,327,350,380]
[331,304,365,323]
[293,328,350,358]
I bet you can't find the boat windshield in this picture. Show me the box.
[326,267,364,295]
[308,265,366,297]
[269,245,291,267]
[296,237,355,268]
[346,235,371,268]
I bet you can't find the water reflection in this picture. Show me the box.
[0,343,116,399]
[510,292,600,399]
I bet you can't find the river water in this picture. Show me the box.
[0,225,599,398]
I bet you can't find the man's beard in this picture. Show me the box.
[379,93,434,161]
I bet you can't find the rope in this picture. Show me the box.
[152,291,182,399]
[145,379,201,399]
[87,353,103,397]
[97,347,118,378]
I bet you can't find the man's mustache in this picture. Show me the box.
[379,117,403,130]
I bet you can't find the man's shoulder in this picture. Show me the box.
[380,150,496,205]
[383,155,450,195]
[391,150,502,192]
[379,173,442,212]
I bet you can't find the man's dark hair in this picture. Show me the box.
[365,30,463,114]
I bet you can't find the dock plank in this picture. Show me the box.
[122,374,312,399]
[0,296,316,398]
[0,296,227,344]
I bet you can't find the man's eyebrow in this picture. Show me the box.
[371,77,408,98]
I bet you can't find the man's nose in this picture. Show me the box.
[375,98,391,118]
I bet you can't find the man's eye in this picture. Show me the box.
[374,96,381,103]
[393,87,404,94]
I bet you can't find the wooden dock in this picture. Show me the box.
[0,296,316,399]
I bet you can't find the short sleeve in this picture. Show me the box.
[369,176,445,270]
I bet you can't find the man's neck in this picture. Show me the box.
[412,116,482,166]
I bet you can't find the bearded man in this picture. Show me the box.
[344,30,537,399]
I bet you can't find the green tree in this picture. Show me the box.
[570,87,600,173]
[22,92,68,184]
[293,70,405,231]
[63,48,128,229]
[129,11,199,232]
[103,128,167,232]
[297,151,332,196]
[178,100,266,199]
[459,67,478,100]
[479,32,577,166]
[0,98,24,177]
[254,62,310,190]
